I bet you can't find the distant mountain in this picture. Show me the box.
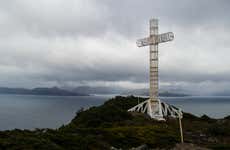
[0,87,88,96]
[212,90,230,96]
[0,86,189,97]
[122,88,189,97]
[159,91,189,97]
[68,86,189,97]
[121,88,148,96]
[71,86,124,95]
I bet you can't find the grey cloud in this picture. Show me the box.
[0,0,229,37]
[0,0,109,37]
[0,0,229,95]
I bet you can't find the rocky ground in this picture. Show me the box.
[114,143,210,150]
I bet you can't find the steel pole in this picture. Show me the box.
[149,19,158,100]
[179,116,184,143]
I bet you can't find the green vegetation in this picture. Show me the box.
[0,96,229,149]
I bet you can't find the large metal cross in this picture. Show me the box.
[137,19,174,100]
[128,19,182,121]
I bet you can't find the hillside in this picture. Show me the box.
[0,96,229,149]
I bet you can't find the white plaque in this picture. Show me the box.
[137,32,174,47]
[157,32,174,43]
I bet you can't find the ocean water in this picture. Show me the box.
[0,94,110,130]
[162,96,230,119]
[0,94,229,130]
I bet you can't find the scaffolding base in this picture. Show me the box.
[128,99,182,120]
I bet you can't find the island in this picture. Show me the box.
[0,87,88,96]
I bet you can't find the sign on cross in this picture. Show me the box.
[137,32,174,47]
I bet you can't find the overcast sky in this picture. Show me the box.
[0,0,229,95]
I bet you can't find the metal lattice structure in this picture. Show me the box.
[128,19,183,121]
[128,99,183,120]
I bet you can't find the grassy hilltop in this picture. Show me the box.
[0,96,230,149]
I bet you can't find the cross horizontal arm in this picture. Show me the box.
[136,32,174,47]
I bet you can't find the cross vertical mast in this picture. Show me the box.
[149,19,159,100]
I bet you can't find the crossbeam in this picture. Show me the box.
[136,32,174,47]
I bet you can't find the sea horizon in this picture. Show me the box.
[0,94,229,130]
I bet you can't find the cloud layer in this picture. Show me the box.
[0,0,230,95]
